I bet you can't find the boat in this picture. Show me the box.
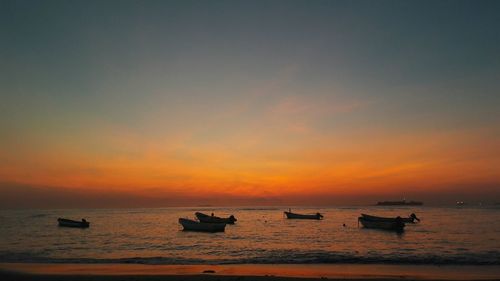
[195,212,237,224]
[178,218,226,232]
[284,210,323,220]
[358,216,405,231]
[57,218,90,228]
[361,213,420,223]
[376,200,423,206]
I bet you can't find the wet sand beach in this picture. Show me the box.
[1,263,500,281]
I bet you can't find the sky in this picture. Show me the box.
[1,0,499,208]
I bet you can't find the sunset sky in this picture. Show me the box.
[1,0,499,208]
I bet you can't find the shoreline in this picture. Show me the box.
[1,263,500,280]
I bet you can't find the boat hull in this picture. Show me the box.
[358,217,405,231]
[57,218,90,228]
[361,214,416,223]
[284,211,322,220]
[195,212,237,224]
[178,218,226,232]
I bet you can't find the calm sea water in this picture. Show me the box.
[0,206,499,265]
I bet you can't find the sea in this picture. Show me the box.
[0,206,499,265]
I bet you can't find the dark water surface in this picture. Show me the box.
[0,206,498,265]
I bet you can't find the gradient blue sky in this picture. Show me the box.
[1,0,499,207]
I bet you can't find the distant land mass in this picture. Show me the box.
[376,200,423,206]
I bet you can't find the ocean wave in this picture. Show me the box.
[28,214,49,218]
[238,208,282,211]
[1,250,498,265]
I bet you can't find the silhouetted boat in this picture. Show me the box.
[195,212,237,224]
[178,218,226,232]
[358,216,405,231]
[361,213,420,223]
[376,200,423,206]
[57,218,90,228]
[284,210,323,220]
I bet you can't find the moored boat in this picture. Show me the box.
[178,218,226,232]
[57,218,90,228]
[361,213,420,223]
[195,212,237,224]
[284,210,323,220]
[358,216,405,231]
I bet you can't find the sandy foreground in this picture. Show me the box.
[1,263,499,281]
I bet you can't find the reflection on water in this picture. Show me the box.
[0,206,499,264]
